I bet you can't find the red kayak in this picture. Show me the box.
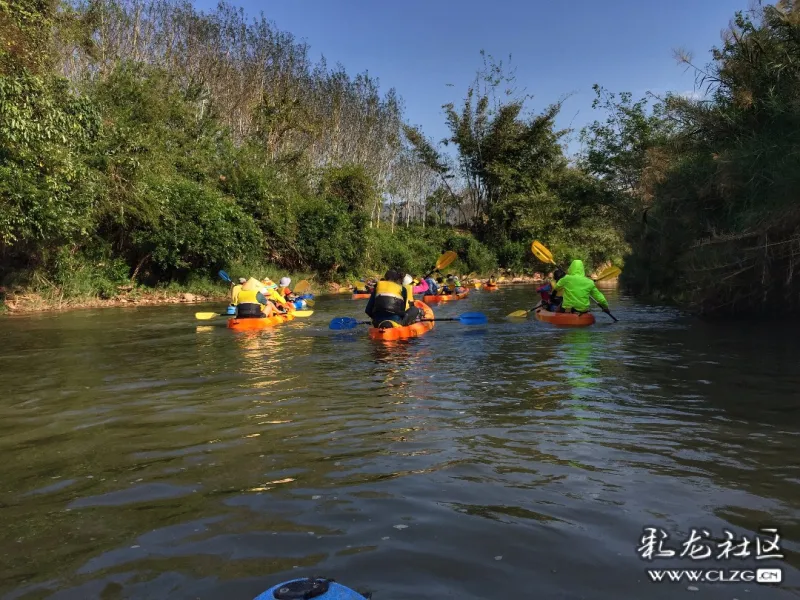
[534,308,595,327]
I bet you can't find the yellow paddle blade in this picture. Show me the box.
[531,240,555,265]
[507,309,529,318]
[473,282,482,288]
[304,299,315,307]
[195,312,221,320]
[293,280,310,294]
[595,266,622,281]
[436,251,458,270]
[292,310,314,317]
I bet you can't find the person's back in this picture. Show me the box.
[425,276,439,295]
[236,278,271,318]
[554,260,608,313]
[365,270,407,326]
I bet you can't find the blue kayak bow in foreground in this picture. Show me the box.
[329,312,488,330]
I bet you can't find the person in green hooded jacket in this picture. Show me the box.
[554,260,612,316]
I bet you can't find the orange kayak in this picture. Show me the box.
[368,301,434,341]
[483,284,498,290]
[352,293,371,300]
[423,291,469,303]
[227,312,295,331]
[534,308,595,327]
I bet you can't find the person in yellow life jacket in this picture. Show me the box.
[553,260,611,315]
[236,278,273,318]
[489,275,496,285]
[231,277,246,305]
[261,278,292,311]
[365,270,420,327]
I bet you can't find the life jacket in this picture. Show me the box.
[373,280,406,316]
[403,284,414,310]
[280,286,292,297]
[236,288,265,318]
[231,284,243,304]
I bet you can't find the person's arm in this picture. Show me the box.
[365,290,376,318]
[412,278,429,294]
[256,291,268,305]
[590,285,609,310]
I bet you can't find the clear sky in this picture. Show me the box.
[192,0,748,156]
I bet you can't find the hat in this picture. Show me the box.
[242,277,262,291]
[279,277,291,287]
[402,274,412,286]
[238,277,247,284]
[262,278,277,289]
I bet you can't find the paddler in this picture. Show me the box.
[403,274,429,296]
[353,278,370,294]
[537,268,564,311]
[447,274,464,294]
[236,278,274,318]
[365,269,420,327]
[487,275,497,286]
[231,277,246,305]
[424,274,439,295]
[553,260,611,316]
[278,277,296,301]
[261,278,292,313]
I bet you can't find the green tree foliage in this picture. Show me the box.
[1,0,635,303]
[583,2,800,315]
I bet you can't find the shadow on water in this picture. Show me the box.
[0,289,798,599]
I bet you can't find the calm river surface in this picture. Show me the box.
[1,286,798,599]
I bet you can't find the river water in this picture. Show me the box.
[1,286,798,599]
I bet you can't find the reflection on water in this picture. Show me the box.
[0,290,798,600]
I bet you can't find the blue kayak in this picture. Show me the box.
[297,293,314,300]
[255,578,368,600]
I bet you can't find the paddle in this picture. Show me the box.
[196,312,223,320]
[218,270,232,284]
[423,250,457,279]
[329,311,487,330]
[293,280,310,294]
[513,241,619,321]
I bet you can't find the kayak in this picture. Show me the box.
[227,312,295,331]
[423,291,469,302]
[368,300,434,341]
[293,299,307,309]
[352,293,371,300]
[255,578,367,600]
[534,308,595,327]
[297,293,314,300]
[484,283,498,290]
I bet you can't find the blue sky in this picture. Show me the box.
[193,0,748,156]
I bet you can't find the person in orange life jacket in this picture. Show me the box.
[537,268,565,311]
[365,269,420,327]
[235,278,275,318]
[278,277,296,301]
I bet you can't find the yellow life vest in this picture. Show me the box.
[237,288,262,305]
[374,280,406,316]
[403,284,414,310]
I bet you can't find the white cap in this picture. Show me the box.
[279,277,291,287]
[402,274,412,286]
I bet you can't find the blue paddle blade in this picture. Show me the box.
[218,269,231,283]
[329,317,360,330]
[458,312,488,325]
